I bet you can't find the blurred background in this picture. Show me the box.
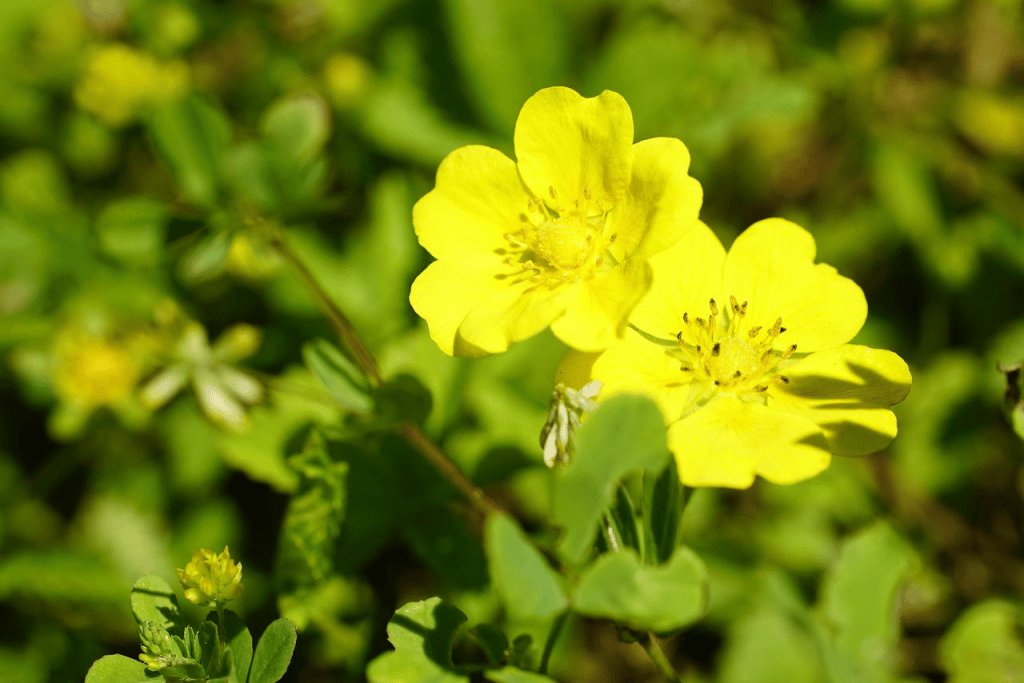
[1,0,1024,681]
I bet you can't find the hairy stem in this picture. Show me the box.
[271,227,501,517]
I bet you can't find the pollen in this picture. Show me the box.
[528,218,592,271]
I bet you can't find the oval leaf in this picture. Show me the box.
[485,514,568,623]
[85,655,157,683]
[130,575,183,636]
[248,618,298,683]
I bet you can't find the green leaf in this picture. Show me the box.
[276,429,348,590]
[485,513,568,623]
[302,338,372,411]
[94,198,167,267]
[554,395,670,564]
[130,575,184,637]
[718,606,825,683]
[573,546,708,634]
[84,655,157,683]
[643,458,685,565]
[366,598,469,683]
[248,618,298,683]
[468,624,508,665]
[819,522,918,675]
[148,96,232,207]
[373,374,433,425]
[219,610,253,683]
[606,485,641,555]
[261,94,331,169]
[179,230,232,282]
[443,0,568,132]
[939,600,1024,683]
[485,668,556,683]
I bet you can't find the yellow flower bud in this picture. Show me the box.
[175,546,243,608]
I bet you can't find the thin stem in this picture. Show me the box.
[216,607,226,656]
[539,611,568,675]
[398,421,502,517]
[269,228,382,387]
[635,631,681,683]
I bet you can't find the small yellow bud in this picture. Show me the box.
[175,546,243,608]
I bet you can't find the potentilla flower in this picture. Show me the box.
[410,86,703,356]
[175,546,243,608]
[558,219,911,488]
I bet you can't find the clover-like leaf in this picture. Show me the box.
[485,514,568,623]
[130,575,183,637]
[84,655,157,683]
[573,546,708,634]
[366,597,470,683]
[248,618,297,683]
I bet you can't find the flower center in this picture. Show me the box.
[674,296,796,395]
[501,185,614,285]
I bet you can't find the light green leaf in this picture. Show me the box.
[718,606,825,683]
[84,655,157,683]
[261,94,331,168]
[302,338,372,411]
[249,618,298,683]
[131,575,184,636]
[148,96,232,208]
[485,514,568,623]
[179,230,232,282]
[94,198,167,266]
[554,394,670,564]
[366,598,469,683]
[939,599,1024,683]
[485,668,556,683]
[573,546,708,634]
[819,522,918,675]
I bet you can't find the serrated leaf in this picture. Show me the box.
[302,338,372,411]
[485,514,568,623]
[554,395,670,564]
[276,429,348,590]
[84,655,157,683]
[366,598,469,683]
[248,618,297,683]
[131,575,184,636]
[573,546,708,634]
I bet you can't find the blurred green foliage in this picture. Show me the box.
[2,0,1024,681]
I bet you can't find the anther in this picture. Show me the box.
[782,344,797,359]
[683,312,689,324]
[711,343,721,356]
[583,188,592,200]
[753,384,768,392]
[730,295,739,313]
[732,370,742,378]
[709,299,718,315]
[608,233,617,244]
[676,331,684,343]
[549,186,557,199]
[748,326,762,338]
[776,375,790,384]
[680,365,691,372]
[779,327,787,333]
[695,317,707,328]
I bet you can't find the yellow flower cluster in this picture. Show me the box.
[411,87,912,489]
[175,546,243,608]
[74,43,190,127]
[51,331,139,409]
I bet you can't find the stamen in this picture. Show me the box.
[732,370,742,378]
[753,384,768,392]
[748,326,761,338]
[730,295,739,314]
[549,186,557,199]
[775,375,790,384]
[683,312,689,324]
[781,344,797,359]
[709,299,718,316]
[711,343,721,356]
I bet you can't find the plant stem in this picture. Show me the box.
[635,631,681,683]
[271,227,502,518]
[269,228,382,387]
[539,611,568,675]
[398,421,502,516]
[216,607,226,656]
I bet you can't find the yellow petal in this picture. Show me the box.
[723,218,867,352]
[628,221,726,342]
[413,145,529,260]
[555,350,600,391]
[549,258,652,352]
[513,87,633,209]
[589,328,694,423]
[770,344,912,456]
[608,137,704,262]
[409,260,506,357]
[669,396,829,488]
[457,280,574,356]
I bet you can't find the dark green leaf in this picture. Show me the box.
[218,610,253,683]
[373,373,433,425]
[643,459,686,565]
[130,575,184,637]
[554,395,670,564]
[606,485,641,554]
[469,624,508,665]
[84,655,157,683]
[485,514,568,623]
[573,546,708,634]
[302,338,372,411]
[249,618,298,683]
[366,598,469,683]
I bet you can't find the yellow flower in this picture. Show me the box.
[74,43,190,127]
[52,332,139,408]
[558,219,911,488]
[176,546,243,608]
[410,87,703,356]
